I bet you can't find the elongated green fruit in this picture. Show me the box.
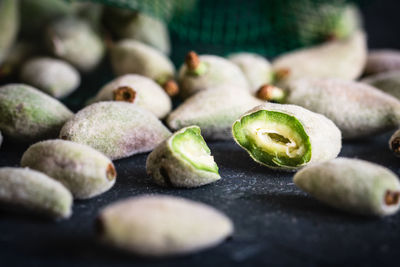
[0,0,19,64]
[21,140,117,199]
[227,53,273,93]
[232,103,341,171]
[110,40,175,89]
[96,195,233,257]
[167,85,262,140]
[46,17,104,72]
[91,74,172,119]
[294,158,400,216]
[178,51,250,99]
[364,50,400,75]
[103,8,170,55]
[147,126,220,188]
[0,84,73,142]
[272,31,366,85]
[286,78,400,139]
[20,57,80,98]
[0,167,72,219]
[389,129,400,157]
[362,70,400,100]
[60,102,171,160]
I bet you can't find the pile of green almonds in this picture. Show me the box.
[1,0,400,258]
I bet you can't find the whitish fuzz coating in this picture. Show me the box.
[0,84,73,142]
[294,158,400,216]
[103,8,171,55]
[147,126,220,188]
[20,57,81,98]
[286,78,400,139]
[178,54,250,99]
[389,129,400,157]
[364,50,400,75]
[272,31,366,85]
[21,140,117,199]
[167,85,263,140]
[96,195,233,257]
[0,167,72,219]
[362,70,400,100]
[228,53,273,93]
[91,74,172,119]
[0,0,19,64]
[110,40,175,83]
[46,17,104,72]
[60,102,171,160]
[232,103,342,171]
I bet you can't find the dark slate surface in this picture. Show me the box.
[1,131,400,266]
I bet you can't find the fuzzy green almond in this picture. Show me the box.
[178,51,250,99]
[362,70,400,100]
[91,74,172,119]
[364,49,400,75]
[389,129,400,157]
[227,52,273,93]
[294,158,400,216]
[0,167,72,219]
[232,102,341,171]
[103,8,170,55]
[0,84,73,142]
[46,17,104,72]
[272,31,366,86]
[21,140,117,199]
[147,126,220,188]
[20,57,81,98]
[110,40,175,88]
[0,0,19,64]
[286,78,400,139]
[96,195,233,257]
[59,102,171,160]
[167,85,263,140]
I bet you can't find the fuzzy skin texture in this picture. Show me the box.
[362,70,400,100]
[21,140,116,199]
[0,0,19,64]
[103,9,170,55]
[60,102,171,160]
[46,17,104,72]
[178,55,250,99]
[0,167,72,219]
[167,85,263,140]
[92,74,171,119]
[389,129,400,157]
[110,40,175,81]
[146,126,220,188]
[97,195,233,257]
[272,31,366,85]
[286,78,400,139]
[228,53,272,93]
[294,158,400,216]
[364,50,400,75]
[233,103,342,171]
[20,57,81,98]
[0,84,73,142]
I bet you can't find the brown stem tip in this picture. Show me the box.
[385,190,400,206]
[163,79,179,97]
[390,137,400,155]
[113,86,136,103]
[185,51,200,71]
[274,68,290,82]
[106,163,117,181]
[256,84,285,103]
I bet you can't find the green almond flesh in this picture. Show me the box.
[233,110,311,167]
[171,126,218,174]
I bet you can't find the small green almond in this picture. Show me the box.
[21,139,117,199]
[362,70,400,100]
[364,49,400,75]
[0,0,19,64]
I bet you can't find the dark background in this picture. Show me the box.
[1,0,400,266]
